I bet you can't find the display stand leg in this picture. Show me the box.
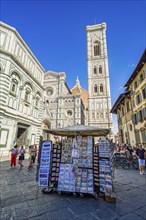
[36,186,39,199]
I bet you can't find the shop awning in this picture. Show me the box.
[43,124,110,137]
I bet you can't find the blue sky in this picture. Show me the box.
[1,0,145,133]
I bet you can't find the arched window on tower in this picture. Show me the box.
[94,45,98,56]
[93,66,97,74]
[100,84,103,93]
[94,84,97,93]
[94,41,101,56]
[99,65,102,74]
[97,44,100,55]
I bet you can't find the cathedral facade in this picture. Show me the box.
[42,71,86,134]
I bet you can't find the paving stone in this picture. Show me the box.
[46,207,76,220]
[36,203,51,215]
[122,188,144,198]
[2,201,28,212]
[87,198,114,210]
[134,207,146,219]
[0,211,16,220]
[39,199,70,214]
[27,197,46,207]
[15,207,38,220]
[110,202,137,216]
[24,192,38,201]
[42,193,65,203]
[92,207,120,220]
[69,202,96,215]
[117,213,144,220]
[2,190,23,199]
[29,214,48,220]
[1,195,25,207]
[66,195,95,205]
[76,213,99,220]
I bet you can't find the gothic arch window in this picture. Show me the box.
[93,66,97,74]
[94,84,97,93]
[99,65,102,74]
[10,72,20,95]
[24,82,32,103]
[25,88,31,102]
[93,41,101,56]
[11,78,18,94]
[35,93,40,108]
[100,84,103,93]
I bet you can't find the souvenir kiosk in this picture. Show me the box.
[36,125,116,202]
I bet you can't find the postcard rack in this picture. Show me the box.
[37,137,115,200]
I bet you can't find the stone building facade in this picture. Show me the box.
[0,21,115,155]
[111,49,146,147]
[86,23,114,138]
[43,71,85,138]
[0,22,45,155]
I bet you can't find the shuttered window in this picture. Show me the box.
[141,129,146,143]
[135,130,140,144]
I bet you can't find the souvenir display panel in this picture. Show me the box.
[38,141,52,187]
[51,143,61,183]
[98,140,113,194]
[93,144,99,190]
[58,136,94,194]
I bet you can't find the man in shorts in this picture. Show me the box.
[136,144,146,175]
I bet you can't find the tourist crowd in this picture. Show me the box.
[114,143,146,175]
[9,144,37,170]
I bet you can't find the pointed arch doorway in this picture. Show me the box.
[41,119,51,140]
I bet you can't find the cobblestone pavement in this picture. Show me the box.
[0,159,146,220]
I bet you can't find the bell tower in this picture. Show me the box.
[86,23,114,138]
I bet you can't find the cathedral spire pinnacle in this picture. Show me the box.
[75,76,81,88]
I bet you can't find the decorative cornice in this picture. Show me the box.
[0,21,45,72]
[0,49,45,91]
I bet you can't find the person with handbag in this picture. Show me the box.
[18,145,25,170]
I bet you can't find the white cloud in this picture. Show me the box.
[128,64,135,68]
[118,86,123,90]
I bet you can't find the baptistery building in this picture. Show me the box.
[0,22,45,155]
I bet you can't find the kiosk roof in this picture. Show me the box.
[43,124,110,137]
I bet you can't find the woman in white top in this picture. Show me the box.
[9,145,18,167]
